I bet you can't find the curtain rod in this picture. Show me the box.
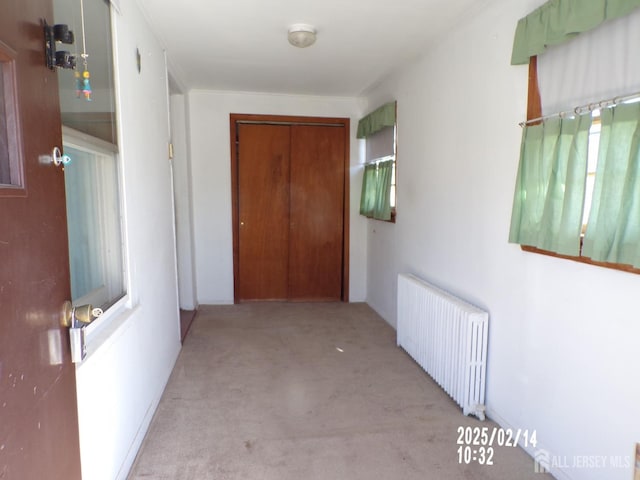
[519,91,640,127]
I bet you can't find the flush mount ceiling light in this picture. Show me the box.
[288,24,316,48]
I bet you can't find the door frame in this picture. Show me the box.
[229,113,350,302]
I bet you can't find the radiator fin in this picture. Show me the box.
[397,273,488,420]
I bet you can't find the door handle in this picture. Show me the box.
[61,301,103,363]
[61,301,102,327]
[52,147,72,168]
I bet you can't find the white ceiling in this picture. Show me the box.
[137,0,498,97]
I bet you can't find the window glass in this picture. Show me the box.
[361,125,397,221]
[64,142,124,310]
[0,50,23,189]
[390,160,396,209]
[53,0,125,312]
[0,62,9,184]
[54,0,117,145]
[582,116,601,230]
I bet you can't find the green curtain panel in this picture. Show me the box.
[357,102,396,139]
[511,0,640,65]
[509,114,591,255]
[583,103,640,267]
[373,160,394,221]
[359,163,377,217]
[359,160,394,221]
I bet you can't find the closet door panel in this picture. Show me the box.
[237,124,290,300]
[289,125,345,300]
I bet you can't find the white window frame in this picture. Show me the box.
[62,126,130,342]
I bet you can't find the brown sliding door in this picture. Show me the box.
[289,125,345,300]
[237,124,291,300]
[231,114,349,302]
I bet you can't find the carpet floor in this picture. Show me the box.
[128,302,553,480]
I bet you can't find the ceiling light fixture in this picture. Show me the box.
[288,24,316,48]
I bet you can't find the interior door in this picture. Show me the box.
[0,1,82,479]
[237,123,291,301]
[233,116,348,302]
[289,125,345,301]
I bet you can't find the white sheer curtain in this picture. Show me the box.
[537,7,640,115]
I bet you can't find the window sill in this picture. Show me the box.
[362,208,396,224]
[521,245,640,275]
[78,296,139,366]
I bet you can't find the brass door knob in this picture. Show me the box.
[61,301,103,327]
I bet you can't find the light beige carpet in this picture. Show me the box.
[128,303,553,480]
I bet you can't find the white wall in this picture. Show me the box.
[171,93,198,310]
[188,91,368,304]
[74,2,181,479]
[364,2,640,480]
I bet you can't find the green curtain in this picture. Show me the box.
[359,163,377,217]
[583,103,640,267]
[359,160,394,221]
[511,0,640,65]
[373,160,393,221]
[357,102,396,139]
[509,114,591,255]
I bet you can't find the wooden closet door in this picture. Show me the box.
[237,124,290,300]
[288,125,345,301]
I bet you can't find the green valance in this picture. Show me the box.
[511,0,640,65]
[357,102,396,139]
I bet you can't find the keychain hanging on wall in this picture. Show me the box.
[75,0,92,101]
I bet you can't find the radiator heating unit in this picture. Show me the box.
[397,273,489,420]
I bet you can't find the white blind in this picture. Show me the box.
[538,7,640,115]
[365,126,395,162]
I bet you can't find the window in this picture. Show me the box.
[390,152,397,210]
[358,102,397,222]
[509,1,640,273]
[55,0,117,144]
[54,0,126,314]
[0,42,23,191]
[63,130,124,310]
[582,116,600,232]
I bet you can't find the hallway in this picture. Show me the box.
[129,303,549,479]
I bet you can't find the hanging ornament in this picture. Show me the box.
[81,68,92,101]
[77,0,92,101]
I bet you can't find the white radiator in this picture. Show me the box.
[397,273,489,420]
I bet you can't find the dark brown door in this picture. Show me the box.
[232,116,348,302]
[0,1,82,479]
[289,125,345,301]
[237,124,291,301]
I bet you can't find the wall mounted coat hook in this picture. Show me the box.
[44,20,76,70]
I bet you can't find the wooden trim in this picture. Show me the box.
[391,101,398,224]
[229,113,351,303]
[527,56,543,123]
[521,245,640,275]
[230,117,240,303]
[232,113,347,126]
[342,120,350,302]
